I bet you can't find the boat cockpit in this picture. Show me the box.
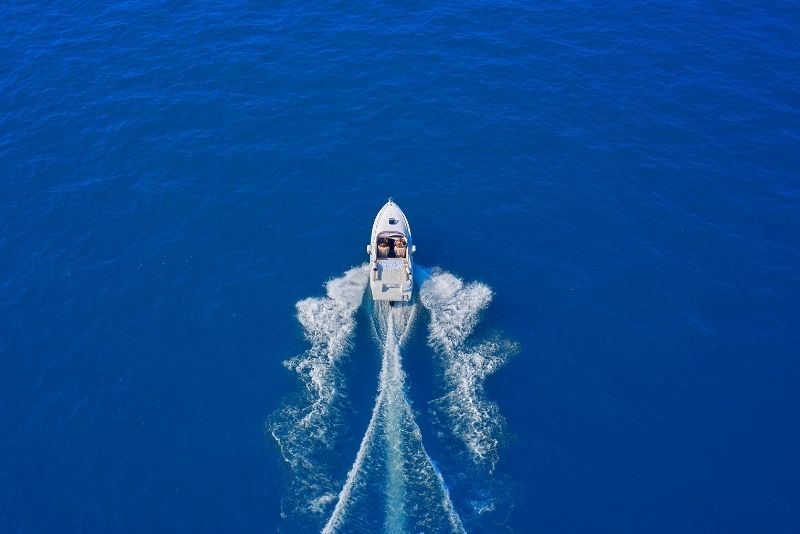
[375,232,409,259]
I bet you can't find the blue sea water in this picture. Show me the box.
[2,1,799,532]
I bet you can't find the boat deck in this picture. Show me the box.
[371,259,411,301]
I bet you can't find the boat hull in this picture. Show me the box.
[367,200,414,302]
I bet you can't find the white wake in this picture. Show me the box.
[271,265,515,531]
[269,265,369,518]
[420,269,517,471]
[322,301,466,534]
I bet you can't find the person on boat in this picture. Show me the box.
[377,237,390,258]
[395,239,407,258]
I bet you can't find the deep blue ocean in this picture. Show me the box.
[2,1,799,532]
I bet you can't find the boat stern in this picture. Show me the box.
[370,259,413,302]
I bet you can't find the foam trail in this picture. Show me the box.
[420,268,517,471]
[323,301,465,534]
[269,265,368,520]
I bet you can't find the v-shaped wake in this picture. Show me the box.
[269,266,515,532]
[322,300,464,534]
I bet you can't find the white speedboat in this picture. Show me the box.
[366,199,415,302]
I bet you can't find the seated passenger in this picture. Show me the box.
[377,238,390,258]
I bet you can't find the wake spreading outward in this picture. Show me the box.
[269,265,369,517]
[420,269,519,472]
[269,265,516,532]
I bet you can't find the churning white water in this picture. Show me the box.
[420,269,517,472]
[271,265,514,531]
[269,265,369,517]
[322,300,465,534]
